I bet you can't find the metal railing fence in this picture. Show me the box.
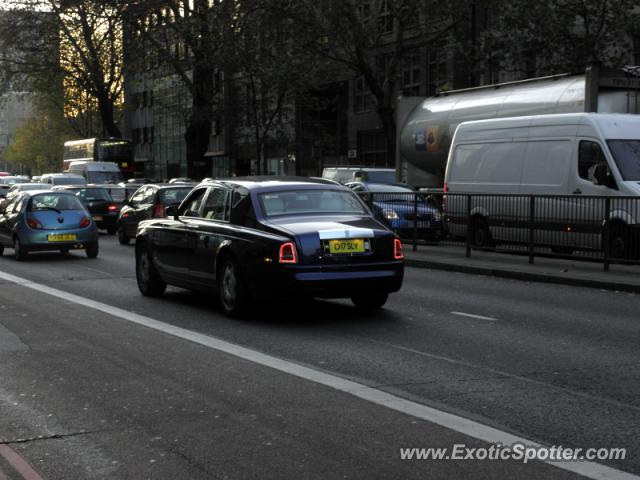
[357,191,640,271]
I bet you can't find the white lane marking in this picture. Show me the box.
[0,270,636,480]
[451,311,497,322]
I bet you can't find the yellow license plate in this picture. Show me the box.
[47,234,77,242]
[329,238,365,254]
[93,216,103,221]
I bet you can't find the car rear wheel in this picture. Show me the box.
[351,292,389,310]
[606,223,635,260]
[13,237,27,261]
[118,226,130,245]
[471,217,493,248]
[86,241,99,259]
[136,247,166,297]
[107,226,117,235]
[218,256,248,317]
[0,244,4,256]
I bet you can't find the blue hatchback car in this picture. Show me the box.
[0,191,99,260]
[346,182,442,240]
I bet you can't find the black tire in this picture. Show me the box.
[351,292,389,310]
[86,241,99,258]
[606,223,635,260]
[136,246,166,297]
[107,226,117,235]
[118,226,130,245]
[0,244,4,256]
[218,255,249,317]
[13,236,28,261]
[471,217,493,248]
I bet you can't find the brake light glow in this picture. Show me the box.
[108,203,118,212]
[153,203,165,218]
[79,217,91,228]
[394,238,404,260]
[443,182,448,193]
[279,242,298,264]
[27,217,42,229]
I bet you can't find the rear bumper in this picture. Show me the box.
[17,226,99,249]
[93,213,118,229]
[248,261,404,300]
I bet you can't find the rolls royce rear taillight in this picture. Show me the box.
[393,238,404,260]
[279,242,298,264]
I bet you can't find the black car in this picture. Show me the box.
[135,177,405,317]
[117,183,196,245]
[52,185,120,234]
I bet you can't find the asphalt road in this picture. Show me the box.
[0,234,639,479]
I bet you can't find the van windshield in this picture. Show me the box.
[607,140,640,181]
[87,171,124,184]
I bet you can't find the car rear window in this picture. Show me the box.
[73,188,111,202]
[259,189,367,217]
[160,187,192,205]
[29,194,85,211]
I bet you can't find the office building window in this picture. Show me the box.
[358,130,389,167]
[354,76,372,114]
[402,53,422,96]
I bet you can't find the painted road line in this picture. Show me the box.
[0,444,44,480]
[0,270,637,480]
[451,311,497,321]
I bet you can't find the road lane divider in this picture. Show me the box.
[451,311,498,322]
[0,444,44,480]
[0,270,637,480]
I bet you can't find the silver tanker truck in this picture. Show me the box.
[396,65,640,188]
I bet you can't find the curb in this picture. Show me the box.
[405,258,640,294]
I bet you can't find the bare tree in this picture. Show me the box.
[0,0,126,138]
[474,0,639,78]
[288,0,464,164]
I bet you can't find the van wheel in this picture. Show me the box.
[471,217,493,247]
[606,223,635,260]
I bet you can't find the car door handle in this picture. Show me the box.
[573,189,582,195]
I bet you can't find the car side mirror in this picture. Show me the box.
[165,205,179,219]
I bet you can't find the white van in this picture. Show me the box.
[444,113,640,256]
[68,161,124,184]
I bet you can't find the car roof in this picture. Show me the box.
[201,176,343,191]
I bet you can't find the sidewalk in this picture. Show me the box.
[405,244,640,293]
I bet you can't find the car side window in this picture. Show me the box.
[578,141,607,182]
[129,188,146,207]
[140,187,156,205]
[3,197,18,214]
[202,187,230,221]
[180,188,207,217]
[229,189,254,226]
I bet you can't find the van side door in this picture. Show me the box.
[567,139,619,248]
